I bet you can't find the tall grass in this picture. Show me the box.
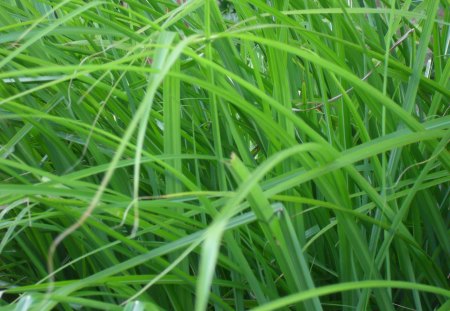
[0,0,449,310]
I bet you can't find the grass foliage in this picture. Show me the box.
[0,0,449,310]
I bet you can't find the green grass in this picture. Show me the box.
[0,0,449,310]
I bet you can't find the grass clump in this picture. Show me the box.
[0,0,449,310]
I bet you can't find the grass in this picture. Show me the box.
[0,0,449,310]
